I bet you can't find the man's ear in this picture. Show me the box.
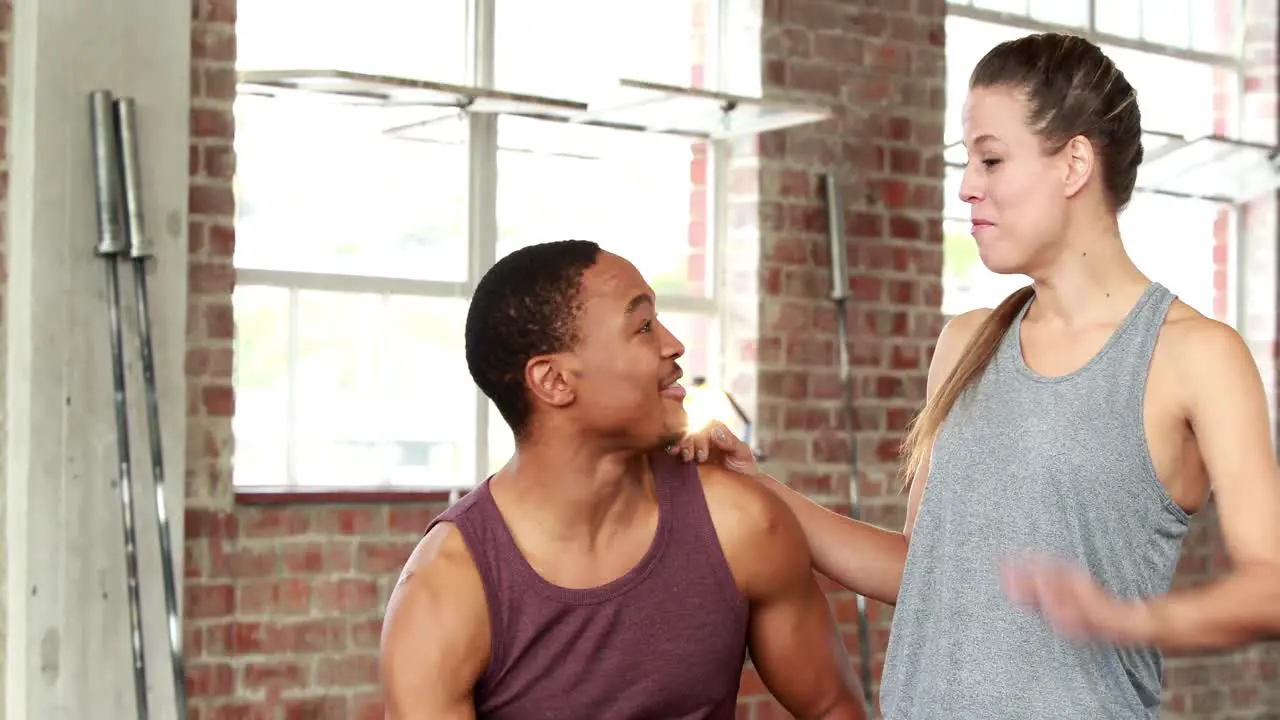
[526,354,576,408]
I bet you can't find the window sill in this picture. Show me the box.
[233,485,468,505]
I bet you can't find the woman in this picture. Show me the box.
[676,31,1280,719]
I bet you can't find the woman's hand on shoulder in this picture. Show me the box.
[667,421,760,477]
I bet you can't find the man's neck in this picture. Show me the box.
[496,437,656,546]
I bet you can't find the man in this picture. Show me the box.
[380,240,866,720]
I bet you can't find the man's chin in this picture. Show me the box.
[657,430,685,450]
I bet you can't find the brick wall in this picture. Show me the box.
[734,1,948,716]
[0,0,10,697]
[178,2,1280,720]
[182,3,450,719]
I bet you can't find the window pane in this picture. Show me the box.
[971,0,1026,14]
[944,166,968,221]
[1102,46,1228,137]
[495,0,703,98]
[722,0,763,96]
[1121,194,1220,320]
[1095,0,1142,39]
[383,296,474,488]
[1140,0,1191,49]
[941,219,1031,317]
[488,400,515,478]
[234,97,470,281]
[485,312,721,476]
[944,17,1032,144]
[495,117,712,298]
[232,286,291,486]
[1027,0,1089,28]
[237,0,467,82]
[291,291,474,488]
[662,312,720,386]
[1190,0,1241,56]
[293,291,384,486]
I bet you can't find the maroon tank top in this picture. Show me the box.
[427,452,749,719]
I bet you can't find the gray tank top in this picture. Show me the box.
[880,283,1190,719]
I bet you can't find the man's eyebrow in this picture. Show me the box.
[624,294,654,315]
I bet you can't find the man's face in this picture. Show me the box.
[536,251,688,448]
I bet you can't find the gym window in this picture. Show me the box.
[229,0,769,496]
[941,0,1263,328]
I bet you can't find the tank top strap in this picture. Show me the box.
[998,283,1175,377]
[993,286,1036,366]
[649,451,715,534]
[1118,282,1177,367]
[649,452,747,611]
[424,481,513,671]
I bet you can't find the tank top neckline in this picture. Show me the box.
[1009,282,1163,384]
[479,454,676,606]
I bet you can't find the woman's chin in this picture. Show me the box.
[978,248,1028,276]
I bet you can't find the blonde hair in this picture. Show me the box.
[899,286,1035,489]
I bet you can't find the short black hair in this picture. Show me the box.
[465,240,602,437]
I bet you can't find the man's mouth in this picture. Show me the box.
[659,371,686,401]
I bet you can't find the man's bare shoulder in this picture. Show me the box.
[695,465,810,597]
[394,521,478,583]
[697,464,790,534]
[381,522,491,690]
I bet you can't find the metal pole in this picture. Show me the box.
[115,96,189,720]
[823,173,873,710]
[90,88,150,720]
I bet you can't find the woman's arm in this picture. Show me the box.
[675,310,992,606]
[753,471,907,605]
[1127,320,1280,650]
[1005,318,1280,651]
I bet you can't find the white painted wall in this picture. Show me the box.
[5,0,190,717]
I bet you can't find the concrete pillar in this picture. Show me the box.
[4,0,190,717]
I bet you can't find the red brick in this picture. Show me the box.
[388,506,441,535]
[314,578,380,614]
[349,618,383,650]
[191,27,236,63]
[356,541,414,574]
[208,543,277,578]
[242,661,309,690]
[261,619,348,655]
[281,541,354,575]
[194,0,236,23]
[283,697,347,720]
[190,184,235,215]
[191,108,233,139]
[201,384,234,416]
[350,693,386,720]
[189,261,234,294]
[318,507,382,535]
[206,703,270,720]
[239,578,312,616]
[187,662,235,697]
[207,223,235,257]
[241,508,311,538]
[315,654,380,687]
[186,583,235,619]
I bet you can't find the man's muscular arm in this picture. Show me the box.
[701,466,867,720]
[380,523,490,720]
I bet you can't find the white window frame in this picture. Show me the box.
[232,0,737,490]
[943,0,1253,327]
